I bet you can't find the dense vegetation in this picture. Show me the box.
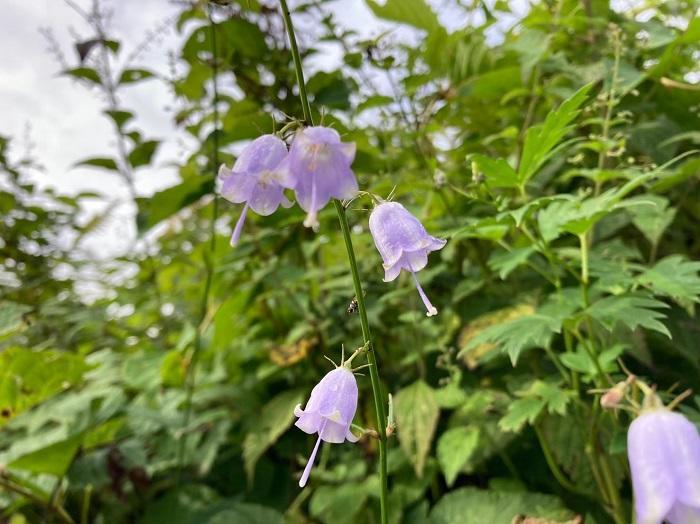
[2,0,700,523]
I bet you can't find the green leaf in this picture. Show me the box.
[118,68,155,84]
[518,83,592,185]
[128,140,159,168]
[470,154,519,189]
[508,28,550,76]
[460,313,562,365]
[560,344,625,380]
[242,389,304,483]
[62,67,101,84]
[221,100,271,142]
[638,255,700,307]
[394,380,439,477]
[488,246,535,279]
[452,217,511,241]
[307,71,354,110]
[104,109,134,130]
[0,302,30,338]
[136,175,213,232]
[74,157,118,171]
[437,426,479,487]
[0,348,88,426]
[587,293,671,338]
[499,397,546,432]
[365,0,444,34]
[430,487,576,524]
[309,483,369,524]
[8,434,82,476]
[628,194,676,247]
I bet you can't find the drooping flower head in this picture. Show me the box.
[217,134,290,246]
[627,393,700,524]
[278,126,358,229]
[368,201,446,316]
[294,352,359,487]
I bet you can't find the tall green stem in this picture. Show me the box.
[278,2,388,522]
[177,6,220,481]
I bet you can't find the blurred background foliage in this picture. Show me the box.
[2,0,700,523]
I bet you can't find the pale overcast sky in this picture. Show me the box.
[1,0,515,256]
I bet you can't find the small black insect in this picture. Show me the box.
[346,290,367,314]
[346,296,359,314]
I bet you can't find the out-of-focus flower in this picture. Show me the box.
[217,134,290,246]
[627,407,700,524]
[278,126,358,229]
[368,201,446,316]
[294,364,359,487]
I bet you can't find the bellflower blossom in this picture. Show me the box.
[628,408,700,524]
[294,357,359,487]
[369,201,446,316]
[278,126,358,229]
[217,134,291,246]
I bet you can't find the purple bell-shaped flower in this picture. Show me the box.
[278,126,358,229]
[369,201,446,316]
[628,407,700,524]
[294,354,359,487]
[217,134,291,246]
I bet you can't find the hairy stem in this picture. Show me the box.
[279,2,388,522]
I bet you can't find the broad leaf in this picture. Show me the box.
[470,154,519,189]
[437,426,479,487]
[242,389,304,483]
[430,487,576,524]
[394,380,439,477]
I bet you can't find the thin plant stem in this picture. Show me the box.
[81,485,93,524]
[278,2,388,522]
[177,5,220,482]
[0,477,75,524]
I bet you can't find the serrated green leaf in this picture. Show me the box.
[587,293,671,338]
[518,83,592,185]
[628,194,676,246]
[461,313,561,365]
[638,255,700,307]
[471,154,518,189]
[430,487,576,524]
[437,426,479,487]
[394,380,439,477]
[499,397,546,432]
[365,0,444,34]
[488,246,535,279]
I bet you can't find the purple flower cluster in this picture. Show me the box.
[218,127,358,242]
[217,126,446,315]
